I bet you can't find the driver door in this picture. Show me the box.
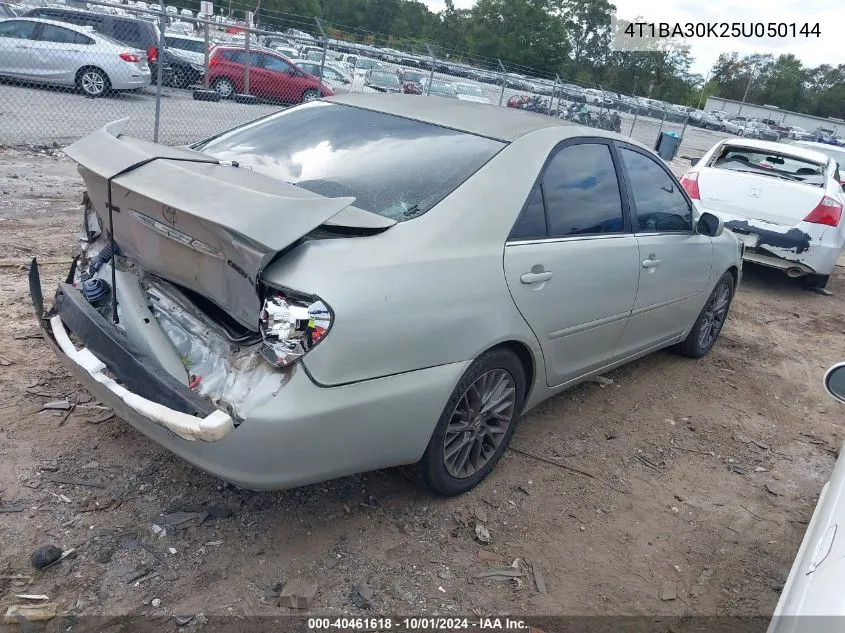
[613,143,714,357]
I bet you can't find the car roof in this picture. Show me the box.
[793,140,845,154]
[9,16,113,36]
[165,33,202,40]
[23,6,147,22]
[720,138,831,164]
[328,93,648,145]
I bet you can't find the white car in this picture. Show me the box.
[681,138,845,290]
[792,140,845,187]
[290,59,354,94]
[453,82,490,104]
[720,119,743,135]
[768,362,845,633]
[0,17,151,97]
[167,20,194,36]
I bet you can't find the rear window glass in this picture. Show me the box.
[192,101,504,220]
[711,145,826,186]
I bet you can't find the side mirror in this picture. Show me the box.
[824,363,845,403]
[697,211,723,237]
[690,157,700,167]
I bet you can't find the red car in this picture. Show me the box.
[205,46,333,103]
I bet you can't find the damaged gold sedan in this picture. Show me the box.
[30,94,742,495]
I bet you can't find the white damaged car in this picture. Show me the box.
[681,139,845,290]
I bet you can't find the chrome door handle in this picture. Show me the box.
[642,259,662,269]
[520,271,553,284]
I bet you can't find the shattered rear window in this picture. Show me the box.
[192,101,505,221]
[711,145,826,186]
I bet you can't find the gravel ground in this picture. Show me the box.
[0,141,842,630]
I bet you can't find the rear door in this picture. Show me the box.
[503,140,640,387]
[33,22,94,84]
[0,19,39,77]
[615,144,712,355]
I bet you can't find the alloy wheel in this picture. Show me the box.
[443,369,516,479]
[81,70,105,96]
[698,281,731,349]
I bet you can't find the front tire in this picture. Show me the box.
[300,88,319,103]
[678,272,735,358]
[419,348,526,496]
[77,67,110,98]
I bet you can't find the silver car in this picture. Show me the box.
[29,95,742,495]
[0,17,150,96]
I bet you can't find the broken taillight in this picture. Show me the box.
[147,46,158,63]
[804,195,843,227]
[258,288,332,368]
[679,172,700,200]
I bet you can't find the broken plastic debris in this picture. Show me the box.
[259,293,330,368]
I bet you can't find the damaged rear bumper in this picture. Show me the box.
[30,259,466,490]
[30,261,233,442]
[708,210,839,276]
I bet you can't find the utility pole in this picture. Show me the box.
[696,69,711,110]
[738,66,755,115]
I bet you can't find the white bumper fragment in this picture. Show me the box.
[50,315,234,442]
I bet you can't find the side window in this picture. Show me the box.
[262,55,291,73]
[221,49,244,64]
[543,143,624,237]
[39,23,83,44]
[509,184,547,241]
[0,20,38,39]
[618,147,692,233]
[113,20,143,46]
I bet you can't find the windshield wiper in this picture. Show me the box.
[731,167,801,182]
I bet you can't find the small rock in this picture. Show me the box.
[350,584,374,609]
[96,588,109,601]
[472,504,488,524]
[174,614,195,626]
[30,545,62,570]
[278,578,318,609]
[474,523,491,544]
[120,538,138,551]
[579,526,586,532]
[765,482,783,496]
[755,466,768,472]
[670,506,679,514]
[437,568,452,580]
[592,376,614,388]
[151,598,161,608]
[168,548,177,555]
[660,582,677,601]
[151,524,163,534]
[42,400,71,411]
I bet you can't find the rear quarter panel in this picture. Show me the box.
[261,128,583,390]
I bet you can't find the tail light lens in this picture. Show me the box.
[146,46,157,62]
[679,172,701,200]
[804,195,843,227]
[259,287,332,368]
[120,52,141,62]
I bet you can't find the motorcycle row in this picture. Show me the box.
[508,95,623,133]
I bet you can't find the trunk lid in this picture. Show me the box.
[64,120,392,329]
[697,166,824,227]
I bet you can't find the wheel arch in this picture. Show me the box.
[487,340,536,406]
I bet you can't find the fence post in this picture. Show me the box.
[243,13,251,95]
[554,73,562,113]
[153,0,165,142]
[497,59,506,107]
[425,44,435,96]
[203,18,210,90]
[314,17,327,87]
[629,80,640,137]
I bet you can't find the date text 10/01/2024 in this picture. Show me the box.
[307,618,531,630]
[623,22,821,38]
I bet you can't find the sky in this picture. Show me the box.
[421,0,844,76]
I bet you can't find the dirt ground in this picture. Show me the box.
[0,145,843,628]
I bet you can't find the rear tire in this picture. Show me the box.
[212,77,235,99]
[77,66,110,98]
[678,272,735,359]
[419,348,526,496]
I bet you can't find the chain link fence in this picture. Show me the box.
[0,0,732,164]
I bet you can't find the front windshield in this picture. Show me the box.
[370,71,399,87]
[456,84,484,97]
[193,101,504,221]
